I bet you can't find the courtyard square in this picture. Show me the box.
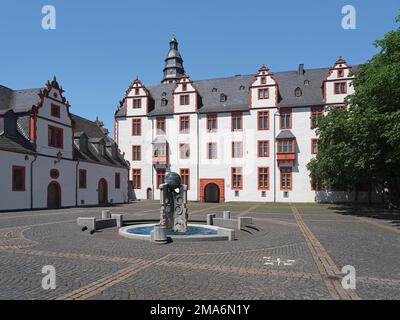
[0,201,398,300]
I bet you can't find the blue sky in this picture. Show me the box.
[0,1,398,134]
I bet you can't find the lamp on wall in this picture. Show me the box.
[54,151,62,164]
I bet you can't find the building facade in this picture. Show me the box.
[0,78,129,211]
[115,37,371,203]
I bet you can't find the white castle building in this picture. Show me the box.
[115,37,364,203]
[0,77,129,211]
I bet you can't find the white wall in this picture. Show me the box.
[0,150,32,211]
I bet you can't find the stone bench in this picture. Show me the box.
[207,212,252,230]
[77,210,124,232]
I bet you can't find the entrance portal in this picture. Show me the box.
[98,178,108,205]
[204,183,220,203]
[147,188,153,200]
[47,181,61,209]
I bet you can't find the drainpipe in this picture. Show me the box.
[197,114,200,201]
[152,117,155,200]
[75,159,80,207]
[30,153,38,209]
[273,110,280,203]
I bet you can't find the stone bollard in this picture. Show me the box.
[223,211,231,220]
[207,213,216,226]
[102,210,112,219]
[151,225,168,244]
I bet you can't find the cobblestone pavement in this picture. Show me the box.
[0,201,399,300]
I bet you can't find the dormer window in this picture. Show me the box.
[51,104,60,118]
[180,94,190,105]
[133,99,141,109]
[304,80,310,86]
[295,87,302,97]
[220,94,227,103]
[98,141,105,156]
[162,92,167,97]
[239,85,245,90]
[212,88,218,93]
[261,77,266,85]
[161,98,168,107]
[258,88,269,100]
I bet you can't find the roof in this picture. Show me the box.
[115,66,337,117]
[0,134,35,154]
[0,87,42,113]
[276,130,296,139]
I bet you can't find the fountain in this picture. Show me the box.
[119,172,235,243]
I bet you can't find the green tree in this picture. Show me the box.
[308,15,400,206]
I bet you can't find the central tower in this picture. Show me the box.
[162,36,185,84]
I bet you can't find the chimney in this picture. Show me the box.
[298,64,305,75]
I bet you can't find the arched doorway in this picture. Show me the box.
[147,188,153,200]
[47,181,61,209]
[204,183,220,203]
[98,178,108,205]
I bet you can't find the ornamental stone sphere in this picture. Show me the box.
[165,172,181,189]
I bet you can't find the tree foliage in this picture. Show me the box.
[307,15,400,206]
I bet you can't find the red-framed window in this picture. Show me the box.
[115,173,121,189]
[180,94,190,106]
[334,82,347,94]
[156,117,166,135]
[207,114,217,132]
[258,167,270,190]
[133,98,141,109]
[231,167,243,190]
[258,111,269,130]
[132,118,141,136]
[232,141,243,158]
[132,169,141,189]
[280,167,292,191]
[180,168,190,190]
[156,169,166,189]
[337,69,344,78]
[179,143,190,159]
[280,108,292,129]
[278,139,295,153]
[48,125,63,148]
[12,166,25,191]
[258,88,269,100]
[231,112,243,131]
[51,104,60,118]
[311,107,324,129]
[260,77,267,85]
[258,140,269,158]
[311,139,319,155]
[132,145,141,161]
[179,116,190,134]
[207,142,217,159]
[79,169,87,189]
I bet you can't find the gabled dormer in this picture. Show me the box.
[125,78,150,116]
[31,77,74,159]
[323,57,355,105]
[172,74,198,114]
[249,65,279,108]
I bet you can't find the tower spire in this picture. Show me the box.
[162,36,185,84]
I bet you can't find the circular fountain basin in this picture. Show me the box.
[119,224,234,242]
